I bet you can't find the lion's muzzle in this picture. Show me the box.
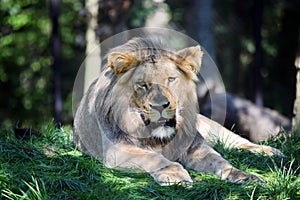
[132,83,178,138]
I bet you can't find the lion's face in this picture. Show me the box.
[129,58,183,139]
[108,42,203,139]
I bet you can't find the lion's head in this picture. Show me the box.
[104,38,203,145]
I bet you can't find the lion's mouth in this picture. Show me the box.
[154,118,176,128]
[141,114,176,129]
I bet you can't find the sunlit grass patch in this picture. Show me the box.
[0,123,299,199]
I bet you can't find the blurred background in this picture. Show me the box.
[0,0,299,129]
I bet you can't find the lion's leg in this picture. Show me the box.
[104,143,193,186]
[181,140,257,183]
[196,114,284,156]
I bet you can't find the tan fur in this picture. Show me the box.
[74,37,283,186]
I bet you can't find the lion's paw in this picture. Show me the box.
[225,168,261,184]
[151,163,193,186]
[240,144,285,157]
[259,145,285,157]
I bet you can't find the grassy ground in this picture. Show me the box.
[0,123,299,200]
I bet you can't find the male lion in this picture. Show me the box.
[74,37,282,185]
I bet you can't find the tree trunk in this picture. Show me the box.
[184,0,215,60]
[293,49,300,132]
[253,0,263,106]
[83,0,132,93]
[84,0,101,93]
[50,0,62,126]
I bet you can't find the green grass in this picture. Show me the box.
[0,123,299,200]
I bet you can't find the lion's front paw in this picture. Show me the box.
[240,144,285,157]
[225,168,261,184]
[259,145,285,157]
[151,163,193,186]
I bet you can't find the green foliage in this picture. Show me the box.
[0,125,299,199]
[0,0,50,126]
[2,177,47,200]
[0,0,85,128]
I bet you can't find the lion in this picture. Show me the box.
[73,37,283,186]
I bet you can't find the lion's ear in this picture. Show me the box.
[108,52,138,76]
[176,45,203,74]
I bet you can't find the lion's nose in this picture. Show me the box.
[149,86,170,111]
[162,101,170,108]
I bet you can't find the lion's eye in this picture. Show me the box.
[168,77,176,83]
[136,82,147,90]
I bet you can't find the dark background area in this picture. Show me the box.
[0,0,299,128]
